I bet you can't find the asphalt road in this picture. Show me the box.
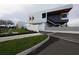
[29,36,79,55]
[50,33,79,43]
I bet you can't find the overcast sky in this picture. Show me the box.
[0,4,79,27]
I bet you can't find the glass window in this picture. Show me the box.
[61,13,67,18]
[42,13,46,18]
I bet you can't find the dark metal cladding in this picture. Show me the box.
[47,8,72,27]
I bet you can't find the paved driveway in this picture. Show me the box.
[29,36,79,55]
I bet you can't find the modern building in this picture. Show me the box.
[26,5,73,32]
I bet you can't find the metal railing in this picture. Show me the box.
[47,19,60,26]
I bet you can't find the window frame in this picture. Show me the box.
[42,13,46,18]
[61,13,67,18]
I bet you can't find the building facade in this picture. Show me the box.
[27,5,73,32]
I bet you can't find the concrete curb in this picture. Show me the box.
[16,35,49,55]
[45,30,79,34]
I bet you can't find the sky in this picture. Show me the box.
[0,4,79,27]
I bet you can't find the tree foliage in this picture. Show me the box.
[0,19,14,25]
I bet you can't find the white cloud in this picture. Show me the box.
[10,18,21,24]
[68,19,79,27]
[0,4,26,16]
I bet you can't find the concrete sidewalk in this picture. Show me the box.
[0,33,42,42]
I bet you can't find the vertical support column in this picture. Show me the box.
[66,23,68,27]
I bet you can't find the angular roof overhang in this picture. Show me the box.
[47,8,72,15]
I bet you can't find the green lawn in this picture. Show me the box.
[0,35,48,55]
[0,28,29,34]
[8,28,28,33]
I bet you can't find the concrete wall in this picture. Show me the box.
[27,24,39,32]
[27,23,46,32]
[27,11,47,32]
[28,12,47,24]
[27,5,74,32]
[38,23,46,31]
